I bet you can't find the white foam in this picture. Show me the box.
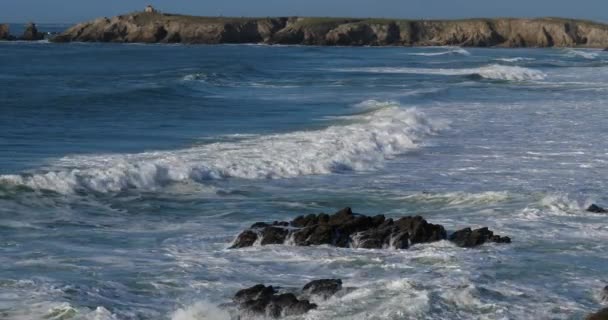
[407,47,471,57]
[0,102,445,194]
[494,57,536,62]
[336,64,546,81]
[170,301,230,320]
[398,191,511,206]
[565,49,600,60]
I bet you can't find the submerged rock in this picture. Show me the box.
[20,23,44,41]
[587,204,608,213]
[449,227,511,248]
[587,308,608,320]
[231,207,509,250]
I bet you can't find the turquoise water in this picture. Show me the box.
[1,43,608,319]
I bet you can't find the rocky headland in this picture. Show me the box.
[51,11,608,47]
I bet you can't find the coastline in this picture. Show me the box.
[49,12,608,48]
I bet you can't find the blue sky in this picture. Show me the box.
[3,0,608,23]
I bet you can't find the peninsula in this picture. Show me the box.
[50,11,608,47]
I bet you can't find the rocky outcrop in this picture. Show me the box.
[233,279,342,318]
[52,12,608,47]
[587,308,608,320]
[230,207,509,249]
[449,227,511,247]
[587,204,607,213]
[0,24,11,40]
[20,23,44,41]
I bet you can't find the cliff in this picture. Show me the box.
[52,12,608,47]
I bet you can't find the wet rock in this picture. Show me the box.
[230,229,258,249]
[234,284,316,318]
[302,279,342,300]
[587,308,608,320]
[235,208,437,249]
[587,204,608,213]
[601,285,608,302]
[234,284,276,304]
[449,227,511,248]
[260,226,289,245]
[230,207,509,250]
[20,22,44,41]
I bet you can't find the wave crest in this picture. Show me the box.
[407,47,471,57]
[337,64,546,81]
[0,102,446,194]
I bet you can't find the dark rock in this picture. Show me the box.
[601,285,608,302]
[20,23,44,41]
[260,226,289,245]
[394,216,447,245]
[230,207,509,250]
[234,284,276,304]
[234,284,316,318]
[266,293,316,318]
[230,229,258,249]
[302,279,342,300]
[587,204,608,213]
[449,227,511,248]
[587,308,608,320]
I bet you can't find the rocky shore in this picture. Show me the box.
[51,11,608,47]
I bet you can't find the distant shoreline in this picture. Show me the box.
[22,12,608,48]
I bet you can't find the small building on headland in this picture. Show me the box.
[145,5,157,13]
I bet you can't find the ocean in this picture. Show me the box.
[1,41,607,319]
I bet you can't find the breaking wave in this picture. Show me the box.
[564,49,600,60]
[407,47,471,57]
[399,191,511,206]
[337,64,546,81]
[494,57,536,63]
[0,102,446,194]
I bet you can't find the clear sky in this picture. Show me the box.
[3,0,608,24]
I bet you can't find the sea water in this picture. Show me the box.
[1,42,607,319]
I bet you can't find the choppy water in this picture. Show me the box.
[1,42,608,319]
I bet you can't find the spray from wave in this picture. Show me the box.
[0,102,446,194]
[336,64,546,81]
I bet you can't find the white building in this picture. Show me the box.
[145,5,157,13]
